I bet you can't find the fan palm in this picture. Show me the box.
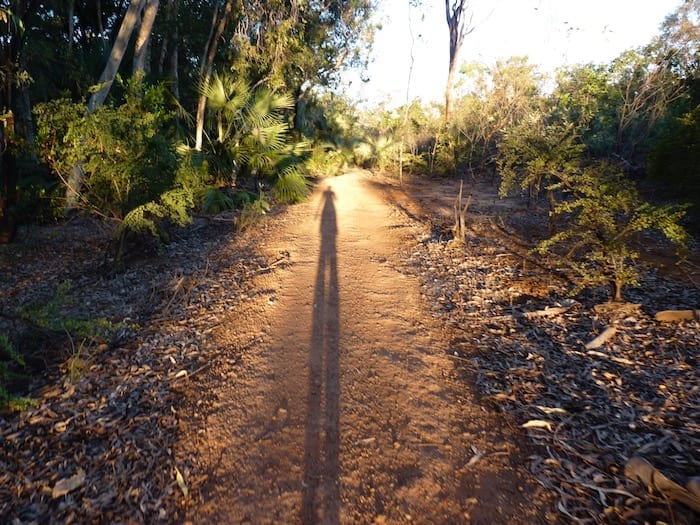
[202,73,297,181]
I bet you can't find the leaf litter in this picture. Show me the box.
[0,214,280,523]
[392,176,700,524]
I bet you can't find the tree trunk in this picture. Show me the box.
[16,89,35,160]
[133,0,159,75]
[444,54,457,123]
[67,0,75,52]
[87,0,145,114]
[547,188,557,234]
[0,118,17,243]
[169,26,180,100]
[195,0,234,151]
[444,1,472,123]
[611,279,623,302]
[163,0,179,99]
[0,3,40,241]
[96,0,107,53]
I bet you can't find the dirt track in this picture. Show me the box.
[186,172,547,524]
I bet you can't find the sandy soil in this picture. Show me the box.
[184,172,550,524]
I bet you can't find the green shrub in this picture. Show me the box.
[14,173,65,224]
[200,186,236,213]
[647,105,700,203]
[0,334,36,413]
[237,190,271,231]
[535,162,688,301]
[34,76,178,219]
[273,167,311,204]
[118,187,194,242]
[18,280,135,341]
[305,145,346,177]
[498,119,689,302]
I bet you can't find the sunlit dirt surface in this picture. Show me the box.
[183,171,552,524]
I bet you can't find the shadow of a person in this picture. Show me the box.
[301,187,341,524]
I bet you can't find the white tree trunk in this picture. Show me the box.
[195,0,234,151]
[444,0,472,123]
[133,0,160,75]
[87,0,145,114]
[169,27,180,100]
[67,0,75,52]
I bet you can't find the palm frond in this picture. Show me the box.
[273,166,311,204]
[248,123,290,151]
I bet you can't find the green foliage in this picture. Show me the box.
[305,144,347,177]
[18,280,135,341]
[33,97,83,171]
[34,76,178,218]
[553,41,689,168]
[499,109,689,301]
[237,190,272,231]
[203,74,295,178]
[367,135,399,173]
[0,334,36,413]
[352,141,373,167]
[498,118,584,200]
[34,77,208,250]
[174,152,211,190]
[273,167,311,204]
[200,186,235,214]
[533,161,688,301]
[222,0,376,95]
[118,188,194,241]
[450,57,544,175]
[0,334,23,367]
[552,64,619,157]
[14,173,65,224]
[647,100,700,203]
[197,184,258,214]
[66,338,91,385]
[201,72,312,205]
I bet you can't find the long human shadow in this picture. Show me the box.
[301,187,341,524]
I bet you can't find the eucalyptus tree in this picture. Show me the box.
[440,57,544,179]
[608,48,687,170]
[88,0,151,113]
[444,0,473,123]
[133,0,160,74]
[656,0,699,79]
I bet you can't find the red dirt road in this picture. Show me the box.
[185,172,548,524]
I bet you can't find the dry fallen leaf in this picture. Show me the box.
[521,420,553,432]
[465,453,482,468]
[584,326,616,350]
[535,406,568,416]
[175,466,188,498]
[52,469,86,499]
